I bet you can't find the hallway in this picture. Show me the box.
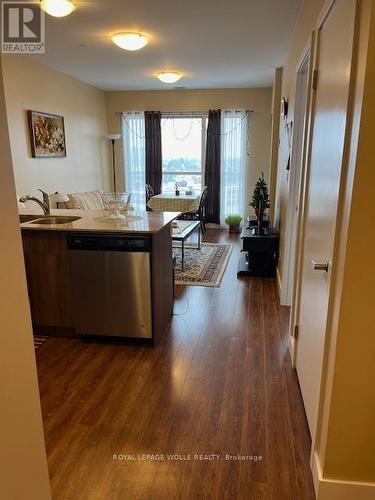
[36,230,315,499]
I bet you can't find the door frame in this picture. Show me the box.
[280,41,314,309]
[286,35,316,363]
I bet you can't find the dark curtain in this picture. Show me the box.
[145,111,162,195]
[204,109,221,223]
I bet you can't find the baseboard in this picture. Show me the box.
[312,452,375,500]
[288,333,295,363]
[276,266,282,300]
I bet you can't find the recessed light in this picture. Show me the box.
[156,71,182,84]
[40,0,76,17]
[111,33,149,51]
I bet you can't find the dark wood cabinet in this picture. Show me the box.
[22,231,75,335]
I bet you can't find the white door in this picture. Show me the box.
[295,0,356,443]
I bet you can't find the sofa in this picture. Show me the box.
[58,191,104,210]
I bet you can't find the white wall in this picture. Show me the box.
[0,55,51,500]
[2,55,109,209]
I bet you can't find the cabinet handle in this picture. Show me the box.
[312,261,329,272]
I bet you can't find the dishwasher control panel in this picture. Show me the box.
[67,233,151,252]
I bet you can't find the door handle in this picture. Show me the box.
[312,260,329,272]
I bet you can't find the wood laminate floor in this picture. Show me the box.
[36,229,315,500]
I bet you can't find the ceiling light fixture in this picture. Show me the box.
[156,71,182,84]
[111,33,149,51]
[40,0,76,17]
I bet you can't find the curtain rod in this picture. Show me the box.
[116,110,253,115]
[160,110,254,115]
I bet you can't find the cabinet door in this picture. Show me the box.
[22,231,74,329]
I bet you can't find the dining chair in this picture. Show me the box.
[145,184,154,210]
[178,185,208,232]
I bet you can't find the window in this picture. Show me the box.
[161,115,207,192]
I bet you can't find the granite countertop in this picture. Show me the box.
[20,209,180,234]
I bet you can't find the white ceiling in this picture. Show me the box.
[29,0,301,90]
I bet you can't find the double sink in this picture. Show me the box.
[19,214,81,225]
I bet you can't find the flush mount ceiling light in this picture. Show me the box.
[40,0,76,17]
[156,71,182,84]
[111,33,149,51]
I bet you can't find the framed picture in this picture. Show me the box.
[27,110,66,158]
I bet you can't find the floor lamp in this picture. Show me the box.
[108,134,121,192]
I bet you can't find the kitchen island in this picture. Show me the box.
[20,209,179,345]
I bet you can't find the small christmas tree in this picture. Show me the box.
[250,172,270,219]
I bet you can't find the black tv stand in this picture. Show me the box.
[251,226,268,236]
[237,227,279,277]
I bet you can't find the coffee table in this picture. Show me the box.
[172,221,201,270]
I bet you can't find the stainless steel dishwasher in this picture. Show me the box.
[68,233,152,339]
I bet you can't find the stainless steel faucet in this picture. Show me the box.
[19,189,51,215]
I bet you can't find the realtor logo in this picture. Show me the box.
[1,2,45,53]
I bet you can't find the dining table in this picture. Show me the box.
[147,192,201,213]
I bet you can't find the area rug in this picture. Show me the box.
[34,336,48,350]
[173,242,233,287]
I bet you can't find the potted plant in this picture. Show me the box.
[225,214,243,233]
